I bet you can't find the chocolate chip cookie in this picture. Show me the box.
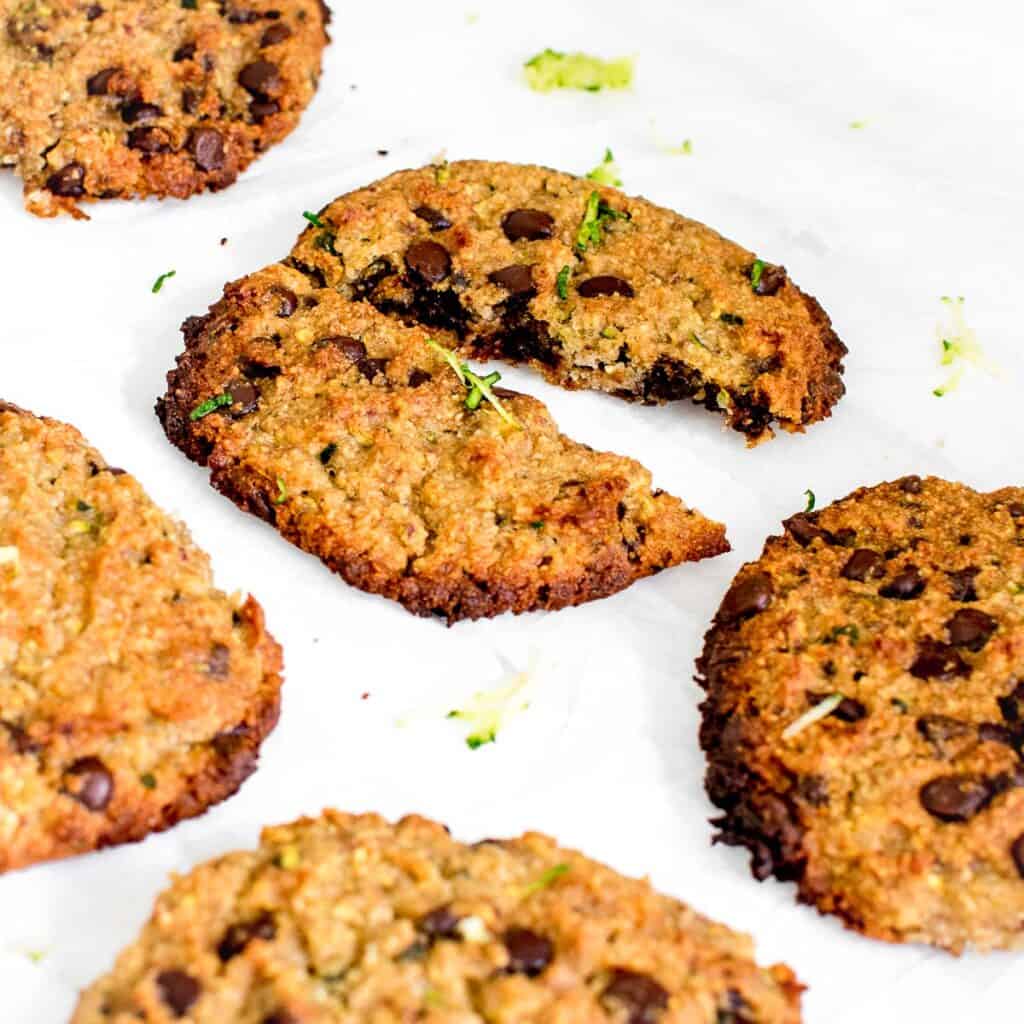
[287,160,846,444]
[157,263,728,623]
[0,0,328,218]
[0,401,282,872]
[697,476,1024,951]
[71,810,804,1023]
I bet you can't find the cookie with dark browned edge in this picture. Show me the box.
[71,809,804,1023]
[0,401,282,872]
[697,476,1024,951]
[0,0,328,218]
[157,262,728,623]
[287,160,845,444]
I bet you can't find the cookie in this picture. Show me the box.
[697,476,1024,951]
[286,160,846,444]
[0,0,328,218]
[157,263,728,623]
[0,401,282,872]
[71,809,804,1023]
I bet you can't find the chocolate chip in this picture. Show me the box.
[45,162,85,197]
[501,208,554,242]
[919,774,992,822]
[413,205,452,231]
[317,336,366,363]
[85,4,104,18]
[227,379,259,415]
[190,127,225,171]
[240,359,281,379]
[263,1013,298,1024]
[946,608,997,651]
[62,757,113,811]
[181,87,201,114]
[879,566,925,600]
[250,99,279,121]
[172,41,196,61]
[2,721,40,755]
[898,475,923,494]
[405,240,451,284]
[917,715,972,754]
[832,697,868,722]
[601,968,669,1024]
[502,928,553,976]
[208,643,230,678]
[86,66,119,95]
[238,60,281,99]
[947,566,980,602]
[910,638,970,680]
[488,264,534,294]
[260,22,291,45]
[271,287,298,317]
[127,126,170,153]
[999,681,1024,723]
[720,572,773,623]
[408,368,432,388]
[417,905,461,940]
[577,275,634,298]
[217,912,276,961]
[121,99,163,123]
[1009,502,1024,519]
[752,262,786,296]
[225,4,259,21]
[358,357,389,381]
[840,548,884,581]
[156,970,200,1017]
[1012,835,1024,878]
[978,723,1015,747]
[783,512,827,547]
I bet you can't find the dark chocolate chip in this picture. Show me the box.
[217,911,276,961]
[172,41,196,61]
[413,205,452,231]
[156,970,200,1017]
[86,66,119,95]
[488,264,534,294]
[317,336,367,363]
[358,357,389,381]
[832,697,868,723]
[783,512,827,547]
[577,275,634,298]
[418,905,461,940]
[879,566,925,600]
[720,572,773,623]
[999,681,1024,724]
[909,638,970,680]
[271,287,298,317]
[1009,502,1024,519]
[919,774,992,822]
[127,127,170,153]
[601,968,669,1024]
[181,87,201,114]
[947,566,980,602]
[840,548,884,582]
[46,162,85,197]
[63,757,113,811]
[917,715,972,754]
[753,263,786,296]
[208,643,230,678]
[120,99,162,124]
[240,359,281,379]
[978,723,1015,747]
[1012,835,1024,878]
[85,4,103,18]
[946,608,997,651]
[260,22,291,45]
[405,240,451,284]
[502,928,553,976]
[249,99,279,121]
[238,60,281,98]
[501,208,554,242]
[227,379,259,415]
[898,475,923,494]
[263,1013,298,1024]
[829,526,857,547]
[189,126,225,171]
[407,368,432,388]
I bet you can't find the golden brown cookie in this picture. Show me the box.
[287,161,845,444]
[157,263,728,623]
[71,810,804,1023]
[697,476,1024,951]
[0,0,328,218]
[0,400,282,872]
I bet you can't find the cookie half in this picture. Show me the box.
[697,476,1024,951]
[71,809,804,1023]
[287,160,846,444]
[0,0,328,218]
[157,263,728,623]
[0,401,282,872]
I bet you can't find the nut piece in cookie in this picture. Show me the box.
[0,402,282,872]
[157,264,728,623]
[71,810,804,1023]
[697,476,1024,951]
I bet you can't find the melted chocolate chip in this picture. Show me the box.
[898,475,923,494]
[156,970,201,1017]
[1012,835,1024,878]
[879,566,925,600]
[317,336,367,363]
[945,608,997,651]
[502,928,553,976]
[260,22,291,45]
[217,912,276,961]
[909,638,970,680]
[413,205,452,231]
[919,774,992,822]
[250,99,279,121]
[85,4,103,18]
[408,368,432,388]
[120,99,162,124]
[358,357,389,381]
[405,240,451,284]
[227,379,259,415]
[501,208,554,242]
[63,757,113,811]
[752,262,786,296]
[999,681,1024,723]
[720,572,773,623]
[577,275,634,298]
[1009,502,1024,519]
[840,548,884,581]
[271,286,298,317]
[172,41,196,62]
[917,714,972,754]
[417,905,461,940]
[190,126,225,171]
[601,968,669,1024]
[239,60,281,99]
[783,512,827,547]
[947,566,980,602]
[86,66,119,95]
[832,697,868,723]
[46,162,85,197]
[488,264,534,294]
[127,126,170,153]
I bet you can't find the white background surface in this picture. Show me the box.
[2,0,1022,1019]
